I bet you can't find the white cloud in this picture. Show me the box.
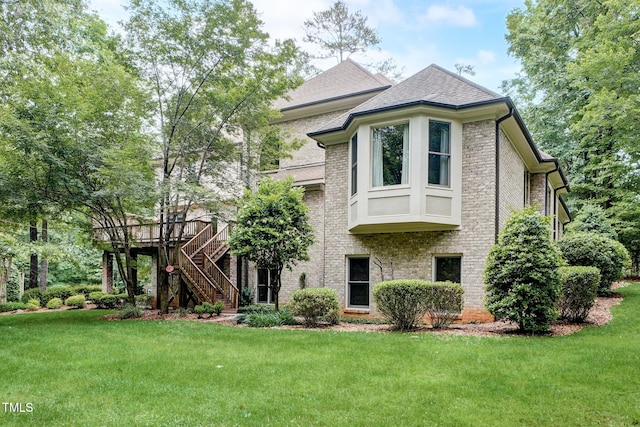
[420,5,478,27]
[477,50,496,65]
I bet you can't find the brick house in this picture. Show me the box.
[263,60,569,321]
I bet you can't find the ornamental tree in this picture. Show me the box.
[484,207,561,333]
[229,177,314,311]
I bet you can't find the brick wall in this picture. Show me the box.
[499,129,525,230]
[320,119,497,319]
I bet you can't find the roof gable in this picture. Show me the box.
[274,59,393,111]
[313,64,504,134]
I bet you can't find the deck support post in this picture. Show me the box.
[101,251,113,294]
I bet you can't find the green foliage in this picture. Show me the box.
[46,298,63,310]
[42,286,73,305]
[25,299,40,311]
[65,295,86,308]
[6,276,20,302]
[135,294,153,308]
[565,204,617,239]
[557,266,600,322]
[21,288,42,304]
[230,177,315,311]
[484,207,561,333]
[290,287,340,327]
[70,285,103,299]
[373,280,431,331]
[91,293,123,310]
[212,301,225,316]
[0,302,26,312]
[244,310,296,328]
[239,287,254,307]
[119,303,143,319]
[504,0,640,269]
[194,302,216,319]
[373,280,464,331]
[303,0,380,62]
[557,232,631,294]
[425,282,464,329]
[237,304,275,314]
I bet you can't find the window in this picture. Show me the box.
[372,123,409,187]
[257,268,276,304]
[350,134,358,196]
[428,120,451,187]
[348,257,370,308]
[434,256,461,283]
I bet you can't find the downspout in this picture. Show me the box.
[495,107,514,243]
[317,140,326,287]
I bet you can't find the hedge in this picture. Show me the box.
[557,266,600,322]
[290,287,339,326]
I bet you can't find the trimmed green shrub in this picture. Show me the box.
[425,282,464,328]
[557,232,631,294]
[46,297,63,309]
[21,288,43,304]
[95,294,123,310]
[0,302,27,312]
[89,291,106,302]
[290,287,340,326]
[70,285,102,298]
[42,287,73,305]
[484,206,561,333]
[194,302,215,318]
[373,280,431,331]
[65,294,86,309]
[25,298,41,311]
[119,303,143,319]
[557,266,600,322]
[212,301,225,316]
[6,278,20,302]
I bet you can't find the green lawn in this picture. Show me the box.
[1,285,639,427]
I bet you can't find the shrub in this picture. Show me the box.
[25,298,41,311]
[239,287,254,307]
[94,294,123,310]
[21,288,43,305]
[89,291,106,302]
[212,301,225,316]
[70,285,102,298]
[42,287,73,305]
[557,266,600,322]
[46,297,63,310]
[373,280,431,331]
[237,304,275,314]
[290,287,340,327]
[119,303,142,319]
[425,282,464,328]
[65,294,86,309]
[243,307,296,327]
[484,206,561,333]
[557,232,631,294]
[0,302,27,312]
[194,303,212,319]
[6,277,20,302]
[135,294,153,308]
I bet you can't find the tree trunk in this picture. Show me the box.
[29,220,38,289]
[0,257,9,304]
[39,219,48,292]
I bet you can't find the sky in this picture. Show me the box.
[87,0,527,93]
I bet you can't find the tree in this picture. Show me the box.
[564,203,617,239]
[229,177,315,311]
[484,207,561,333]
[503,0,640,260]
[0,0,155,305]
[124,0,305,312]
[303,0,379,62]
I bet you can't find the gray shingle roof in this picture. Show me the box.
[312,64,505,134]
[274,59,394,111]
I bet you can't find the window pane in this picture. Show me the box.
[349,283,370,306]
[257,285,268,303]
[351,135,358,196]
[349,258,369,282]
[435,257,461,283]
[428,153,450,186]
[257,269,268,285]
[429,121,450,153]
[372,124,408,186]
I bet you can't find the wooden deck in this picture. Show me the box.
[93,220,210,248]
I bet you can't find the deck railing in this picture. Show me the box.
[93,220,210,246]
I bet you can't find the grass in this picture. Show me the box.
[1,285,639,426]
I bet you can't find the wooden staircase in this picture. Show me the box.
[179,224,238,309]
